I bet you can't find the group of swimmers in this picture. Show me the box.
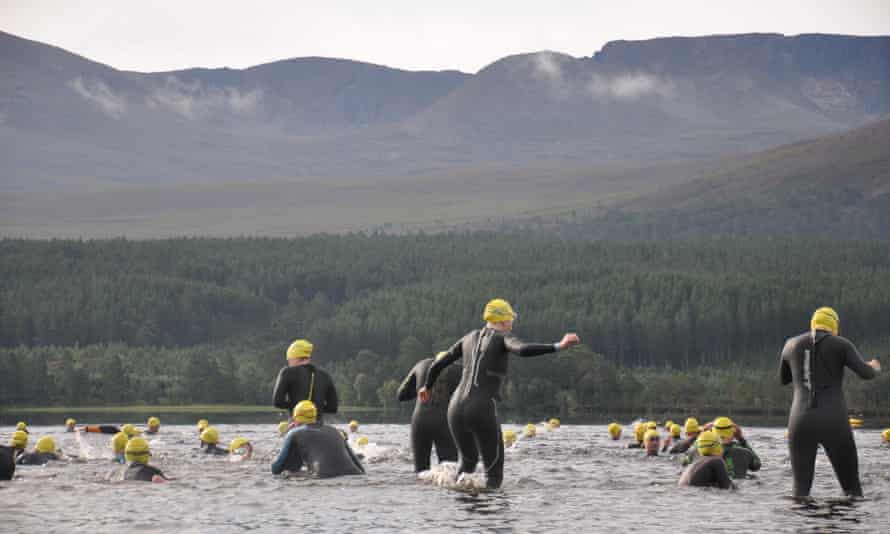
[1,302,885,498]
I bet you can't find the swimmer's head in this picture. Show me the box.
[228,437,253,459]
[882,429,890,443]
[549,418,561,429]
[670,424,682,438]
[644,429,660,454]
[292,400,318,425]
[695,430,723,457]
[35,436,56,454]
[11,430,28,449]
[278,421,290,436]
[503,430,518,447]
[66,418,76,431]
[16,422,28,433]
[483,298,517,330]
[684,417,700,437]
[633,423,645,442]
[111,432,129,454]
[811,307,839,336]
[121,424,142,437]
[524,423,537,437]
[200,426,220,445]
[357,436,369,447]
[286,339,313,361]
[197,419,209,434]
[646,421,657,431]
[607,422,622,439]
[664,420,674,430]
[147,417,160,432]
[349,420,359,432]
[713,417,735,442]
[125,437,151,464]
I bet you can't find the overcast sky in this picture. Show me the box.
[3,1,889,73]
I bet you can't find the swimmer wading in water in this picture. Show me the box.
[419,298,580,489]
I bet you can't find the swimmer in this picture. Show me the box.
[0,445,14,480]
[503,430,518,448]
[525,423,537,438]
[684,418,761,479]
[111,432,129,464]
[780,307,881,498]
[549,418,561,430]
[271,400,365,478]
[123,437,168,483]
[16,436,62,465]
[197,419,209,436]
[627,423,645,449]
[882,429,890,446]
[643,429,660,457]
[10,430,28,460]
[272,339,339,423]
[82,425,121,435]
[228,438,253,461]
[607,422,622,440]
[121,424,142,438]
[662,424,682,453]
[200,427,229,456]
[65,418,76,432]
[145,417,160,434]
[669,418,701,454]
[348,420,359,433]
[678,430,734,489]
[16,422,29,434]
[398,351,460,472]
[419,298,581,489]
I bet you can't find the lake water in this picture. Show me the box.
[2,422,889,533]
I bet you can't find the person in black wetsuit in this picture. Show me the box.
[271,400,365,478]
[123,437,168,483]
[683,417,761,479]
[670,418,701,454]
[398,351,461,472]
[419,298,580,489]
[199,427,229,456]
[780,307,881,498]
[9,430,28,460]
[679,430,734,489]
[272,339,338,423]
[627,423,645,449]
[643,430,661,457]
[0,445,15,480]
[16,437,62,465]
[81,425,121,435]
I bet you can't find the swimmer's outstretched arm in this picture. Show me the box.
[779,340,793,385]
[420,338,465,402]
[503,333,580,357]
[842,340,880,379]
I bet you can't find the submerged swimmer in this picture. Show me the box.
[81,425,121,435]
[16,436,62,465]
[678,430,734,490]
[524,424,537,438]
[684,417,760,479]
[65,418,76,432]
[10,430,28,459]
[145,417,160,434]
[348,420,359,433]
[503,430,518,448]
[123,437,168,483]
[608,423,622,440]
[398,350,460,472]
[780,307,881,498]
[200,427,229,456]
[278,421,290,437]
[16,422,29,434]
[670,418,701,454]
[197,419,209,436]
[228,438,253,461]
[662,424,682,452]
[419,298,580,489]
[111,432,129,464]
[271,400,365,478]
[627,423,645,449]
[549,418,561,430]
[643,430,661,457]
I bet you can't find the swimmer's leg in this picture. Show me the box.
[474,400,504,489]
[822,428,863,497]
[411,419,433,473]
[789,429,818,497]
[448,402,478,476]
[433,425,458,464]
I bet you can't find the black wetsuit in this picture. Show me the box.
[83,425,121,435]
[425,327,558,489]
[0,445,15,480]
[272,364,338,422]
[271,424,365,478]
[780,331,877,497]
[16,452,59,465]
[679,456,733,489]
[124,462,167,482]
[670,435,698,454]
[684,440,761,479]
[203,444,229,456]
[398,358,461,472]
[627,441,643,449]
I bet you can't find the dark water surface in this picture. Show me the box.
[2,423,889,533]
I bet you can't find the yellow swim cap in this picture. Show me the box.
[200,427,220,445]
[16,422,27,432]
[670,424,682,437]
[111,432,129,454]
[292,400,318,424]
[525,423,537,437]
[634,423,646,442]
[147,417,160,427]
[664,420,674,429]
[121,424,142,437]
[684,417,700,435]
[607,422,622,437]
[11,430,28,448]
[66,418,76,426]
[882,429,890,443]
[286,339,314,359]
[503,430,518,446]
[549,418,561,429]
[811,307,839,336]
[483,298,517,323]
[197,419,209,431]
[713,417,735,440]
[357,436,369,447]
[695,430,723,457]
[278,421,290,435]
[644,429,660,443]
[36,436,56,454]
[228,437,250,452]
[349,420,359,429]
[125,437,150,463]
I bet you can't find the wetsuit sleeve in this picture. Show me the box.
[397,363,419,402]
[344,441,366,474]
[271,429,303,475]
[713,459,734,490]
[842,339,877,380]
[780,339,793,385]
[324,375,339,414]
[502,334,557,358]
[424,338,463,390]
[273,368,291,411]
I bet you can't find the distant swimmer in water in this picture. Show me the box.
[65,418,76,432]
[524,423,537,438]
[197,419,209,437]
[627,423,645,449]
[643,430,661,457]
[503,430,518,448]
[549,418,561,430]
[111,432,129,464]
[200,427,229,456]
[678,430,734,490]
[10,430,28,460]
[227,438,253,461]
[145,417,161,435]
[684,418,761,479]
[16,436,62,465]
[82,425,121,435]
[662,424,682,452]
[882,429,890,447]
[608,423,622,440]
[348,420,359,433]
[273,339,338,423]
[0,445,15,480]
[780,307,881,498]
[419,298,580,489]
[16,422,29,434]
[271,400,365,478]
[123,437,168,483]
[670,418,701,454]
[398,351,460,472]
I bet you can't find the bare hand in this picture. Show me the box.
[868,359,881,371]
[558,333,581,350]
[418,387,431,403]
